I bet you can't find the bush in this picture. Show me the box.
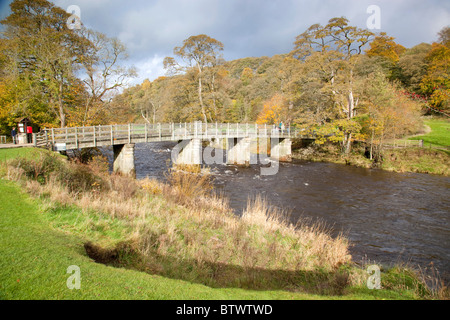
[9,150,64,184]
[57,162,106,194]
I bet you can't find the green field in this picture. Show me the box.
[409,118,450,148]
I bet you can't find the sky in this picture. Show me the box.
[0,0,449,84]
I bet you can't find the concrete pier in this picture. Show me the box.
[208,137,225,149]
[270,138,292,162]
[113,143,136,177]
[226,137,251,165]
[172,138,202,165]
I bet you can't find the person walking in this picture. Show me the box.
[11,127,17,144]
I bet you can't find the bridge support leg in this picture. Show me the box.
[270,138,292,162]
[113,143,136,177]
[172,139,202,165]
[226,137,251,166]
[208,137,225,149]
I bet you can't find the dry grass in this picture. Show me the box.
[6,151,446,297]
[6,153,353,291]
[241,195,351,270]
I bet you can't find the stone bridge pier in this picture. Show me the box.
[113,144,136,177]
[112,137,292,177]
[226,137,251,165]
[270,138,292,162]
[172,138,202,165]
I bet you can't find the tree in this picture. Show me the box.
[420,42,450,113]
[0,0,92,127]
[240,67,254,85]
[358,71,422,158]
[78,29,136,125]
[164,34,224,123]
[134,77,169,124]
[438,26,450,47]
[256,94,288,125]
[395,43,432,94]
[292,17,374,153]
[366,32,406,63]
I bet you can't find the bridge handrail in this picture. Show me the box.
[35,122,310,149]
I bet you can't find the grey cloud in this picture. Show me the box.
[2,0,449,81]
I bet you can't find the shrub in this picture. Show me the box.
[9,150,64,184]
[57,162,107,194]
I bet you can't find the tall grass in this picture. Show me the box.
[5,150,447,297]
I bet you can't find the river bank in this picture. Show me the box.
[1,147,447,299]
[292,142,450,176]
[291,118,450,176]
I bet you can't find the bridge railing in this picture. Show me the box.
[35,122,306,149]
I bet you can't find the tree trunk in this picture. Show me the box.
[58,83,66,128]
[370,128,374,160]
[196,63,207,123]
[344,70,355,154]
[347,90,354,119]
[198,76,207,123]
[345,132,352,154]
[211,73,217,120]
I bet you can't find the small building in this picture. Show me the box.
[16,117,31,144]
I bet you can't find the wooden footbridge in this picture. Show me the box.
[34,122,299,149]
[34,122,306,176]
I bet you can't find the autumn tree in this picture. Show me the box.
[0,0,92,127]
[134,77,171,124]
[164,34,224,123]
[77,29,136,126]
[420,27,450,113]
[393,43,432,94]
[357,71,422,159]
[438,26,450,47]
[292,17,374,153]
[366,32,406,64]
[256,93,288,125]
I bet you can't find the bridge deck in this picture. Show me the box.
[35,123,307,150]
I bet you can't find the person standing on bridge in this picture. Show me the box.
[11,127,17,144]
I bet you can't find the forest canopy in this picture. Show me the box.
[0,0,448,153]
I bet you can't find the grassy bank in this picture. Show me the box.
[0,180,313,300]
[382,148,449,175]
[408,118,450,148]
[0,148,446,299]
[293,118,450,176]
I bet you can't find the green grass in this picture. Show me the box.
[380,118,450,175]
[382,148,450,175]
[0,148,431,300]
[1,178,423,300]
[0,179,315,300]
[0,147,42,162]
[409,118,450,148]
[0,179,425,300]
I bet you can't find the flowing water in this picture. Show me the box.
[102,142,450,282]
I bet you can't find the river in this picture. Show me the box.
[101,142,450,282]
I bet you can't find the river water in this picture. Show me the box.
[101,142,450,282]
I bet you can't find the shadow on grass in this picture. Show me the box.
[84,241,351,296]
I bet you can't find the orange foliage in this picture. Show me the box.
[256,94,287,125]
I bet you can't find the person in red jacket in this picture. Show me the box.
[26,126,33,144]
